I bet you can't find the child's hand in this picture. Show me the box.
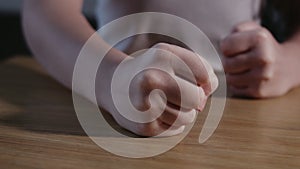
[221,21,294,98]
[108,43,218,137]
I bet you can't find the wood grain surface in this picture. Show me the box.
[0,56,299,169]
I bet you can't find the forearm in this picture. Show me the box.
[22,0,127,107]
[22,0,93,87]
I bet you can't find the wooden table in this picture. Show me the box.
[0,56,299,169]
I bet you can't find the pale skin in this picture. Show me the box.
[22,0,217,137]
[221,21,300,98]
[23,1,300,136]
[109,44,218,136]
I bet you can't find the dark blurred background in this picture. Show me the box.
[0,0,288,61]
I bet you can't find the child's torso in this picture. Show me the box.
[96,0,261,69]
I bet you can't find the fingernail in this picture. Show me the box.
[197,97,208,111]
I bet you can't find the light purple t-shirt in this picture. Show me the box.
[96,0,262,69]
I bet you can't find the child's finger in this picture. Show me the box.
[220,30,259,57]
[159,104,196,127]
[229,86,253,98]
[164,75,206,111]
[232,21,261,33]
[226,68,261,87]
[223,52,258,74]
[166,44,211,86]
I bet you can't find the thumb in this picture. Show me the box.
[232,21,261,33]
[198,54,219,96]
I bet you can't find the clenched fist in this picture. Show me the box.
[106,43,218,137]
[221,21,299,98]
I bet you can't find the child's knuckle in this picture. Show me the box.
[254,28,269,44]
[141,70,163,91]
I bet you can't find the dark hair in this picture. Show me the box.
[262,0,300,42]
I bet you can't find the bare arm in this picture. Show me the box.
[22,0,218,136]
[22,0,125,88]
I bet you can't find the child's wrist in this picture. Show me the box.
[95,48,129,114]
[280,42,300,90]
